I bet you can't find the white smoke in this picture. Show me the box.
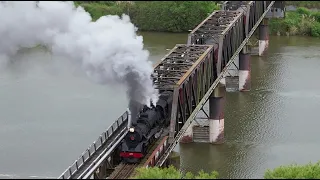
[0,1,159,106]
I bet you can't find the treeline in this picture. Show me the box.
[74,1,220,32]
[133,161,320,179]
[74,1,320,37]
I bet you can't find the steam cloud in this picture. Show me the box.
[0,1,159,106]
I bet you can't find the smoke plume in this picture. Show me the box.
[0,1,159,106]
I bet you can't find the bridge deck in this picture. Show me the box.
[59,112,129,179]
[69,124,127,179]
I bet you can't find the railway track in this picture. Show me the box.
[108,128,169,179]
[109,163,137,179]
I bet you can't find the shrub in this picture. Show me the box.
[296,7,312,16]
[264,161,320,179]
[312,11,320,22]
[311,22,320,37]
[133,165,219,179]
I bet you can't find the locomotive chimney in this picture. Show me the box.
[129,99,142,125]
[127,108,132,129]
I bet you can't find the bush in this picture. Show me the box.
[296,7,312,16]
[312,11,320,22]
[264,161,320,179]
[311,22,320,37]
[133,165,219,179]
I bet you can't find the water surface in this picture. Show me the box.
[0,33,319,179]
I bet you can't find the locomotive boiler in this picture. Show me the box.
[120,91,173,163]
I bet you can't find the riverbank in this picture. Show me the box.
[269,7,320,37]
[75,2,320,37]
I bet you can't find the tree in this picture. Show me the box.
[264,161,320,179]
[133,165,219,179]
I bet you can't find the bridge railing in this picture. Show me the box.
[143,136,169,168]
[59,111,128,179]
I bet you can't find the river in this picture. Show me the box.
[0,33,319,178]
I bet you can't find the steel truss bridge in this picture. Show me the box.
[58,1,285,179]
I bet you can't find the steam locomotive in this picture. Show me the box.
[119,91,173,163]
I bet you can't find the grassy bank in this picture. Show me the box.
[269,7,320,37]
[75,1,220,32]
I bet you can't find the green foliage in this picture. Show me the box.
[74,1,220,32]
[296,7,312,16]
[313,12,320,22]
[133,165,219,179]
[269,7,320,37]
[285,1,320,9]
[264,161,320,179]
[133,161,320,179]
[311,22,320,37]
[129,1,219,32]
[75,2,125,20]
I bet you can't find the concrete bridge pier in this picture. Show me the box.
[225,56,239,91]
[180,79,226,144]
[258,19,269,56]
[239,47,251,91]
[180,119,196,143]
[208,80,226,144]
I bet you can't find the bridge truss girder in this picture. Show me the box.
[152,44,215,141]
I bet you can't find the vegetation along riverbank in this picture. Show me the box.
[269,7,320,37]
[75,1,320,37]
[74,1,219,32]
[132,162,320,179]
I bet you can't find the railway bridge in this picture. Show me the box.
[58,1,285,179]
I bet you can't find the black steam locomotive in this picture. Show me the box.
[119,91,173,163]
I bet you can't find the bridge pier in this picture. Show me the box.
[181,79,226,144]
[208,81,226,144]
[225,56,239,92]
[259,19,269,56]
[180,120,196,143]
[239,48,251,91]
